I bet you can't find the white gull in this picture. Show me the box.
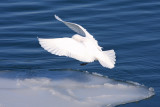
[38,15,116,69]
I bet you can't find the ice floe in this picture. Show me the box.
[0,70,154,107]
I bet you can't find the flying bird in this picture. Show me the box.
[38,15,116,69]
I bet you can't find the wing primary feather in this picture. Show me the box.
[54,15,93,38]
[55,15,63,22]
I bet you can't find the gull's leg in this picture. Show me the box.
[80,63,88,66]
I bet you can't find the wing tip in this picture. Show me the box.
[54,14,63,22]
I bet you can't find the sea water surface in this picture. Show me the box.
[0,0,159,107]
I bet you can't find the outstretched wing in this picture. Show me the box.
[55,15,93,38]
[38,37,95,62]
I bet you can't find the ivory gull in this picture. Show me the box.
[38,15,116,69]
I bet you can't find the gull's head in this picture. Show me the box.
[72,34,84,42]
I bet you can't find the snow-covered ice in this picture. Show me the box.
[0,70,154,107]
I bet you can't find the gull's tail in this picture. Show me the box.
[97,50,116,69]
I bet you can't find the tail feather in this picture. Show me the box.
[103,50,116,64]
[97,50,116,69]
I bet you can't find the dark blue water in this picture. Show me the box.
[0,0,159,106]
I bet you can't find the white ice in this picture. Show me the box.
[0,70,154,107]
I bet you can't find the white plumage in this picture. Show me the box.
[38,15,116,69]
